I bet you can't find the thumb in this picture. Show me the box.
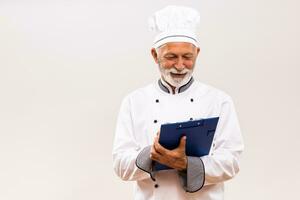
[179,136,186,149]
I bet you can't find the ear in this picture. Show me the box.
[196,47,200,56]
[151,48,159,64]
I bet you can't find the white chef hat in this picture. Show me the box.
[149,5,200,49]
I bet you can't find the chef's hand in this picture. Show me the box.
[150,132,187,171]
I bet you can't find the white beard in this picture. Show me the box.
[159,66,193,88]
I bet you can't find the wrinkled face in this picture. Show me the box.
[151,42,200,88]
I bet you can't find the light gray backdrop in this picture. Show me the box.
[0,0,299,199]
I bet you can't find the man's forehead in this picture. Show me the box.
[158,42,197,53]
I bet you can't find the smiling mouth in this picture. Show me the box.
[170,72,187,78]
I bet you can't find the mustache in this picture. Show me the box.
[166,68,191,74]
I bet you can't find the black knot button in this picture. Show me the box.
[155,99,159,103]
[190,98,194,102]
[190,118,193,120]
[154,184,159,188]
[154,120,158,123]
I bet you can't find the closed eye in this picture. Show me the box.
[183,54,194,60]
[164,55,177,60]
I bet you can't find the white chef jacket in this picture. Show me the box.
[112,78,244,200]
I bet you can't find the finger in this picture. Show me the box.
[154,136,167,155]
[150,146,157,159]
[178,136,186,151]
[157,131,160,137]
[151,153,160,162]
[150,148,161,161]
[150,145,155,156]
[151,150,169,165]
[153,141,163,155]
[151,144,161,156]
[153,133,160,146]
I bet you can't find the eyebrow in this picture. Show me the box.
[164,53,194,57]
[183,53,193,56]
[164,53,177,57]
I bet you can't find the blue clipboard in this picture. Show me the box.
[153,117,219,171]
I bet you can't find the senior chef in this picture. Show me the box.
[112,5,244,200]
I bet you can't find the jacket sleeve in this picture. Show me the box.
[112,96,150,181]
[178,156,205,193]
[177,96,244,189]
[201,96,244,185]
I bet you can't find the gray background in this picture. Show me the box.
[0,0,299,199]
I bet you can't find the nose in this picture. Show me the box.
[174,57,185,71]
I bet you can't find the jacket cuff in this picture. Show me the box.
[135,145,156,181]
[178,156,205,193]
